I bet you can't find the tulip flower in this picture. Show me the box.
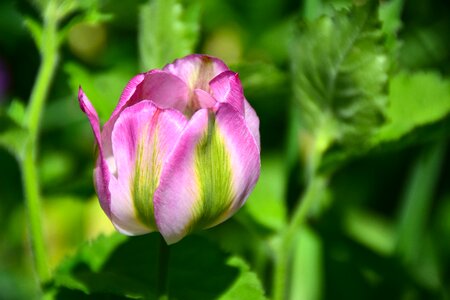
[79,54,260,244]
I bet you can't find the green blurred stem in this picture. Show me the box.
[157,235,170,299]
[273,129,329,300]
[273,175,326,300]
[396,140,446,263]
[21,6,59,285]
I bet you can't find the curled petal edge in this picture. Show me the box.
[78,87,112,217]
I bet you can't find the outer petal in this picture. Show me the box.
[109,70,190,121]
[109,100,187,235]
[154,104,260,244]
[153,109,208,244]
[100,70,190,176]
[210,71,244,114]
[163,54,228,91]
[109,73,145,121]
[244,99,261,150]
[78,87,111,217]
[213,103,260,217]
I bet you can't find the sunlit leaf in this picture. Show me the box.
[374,72,450,143]
[302,0,352,21]
[378,0,404,65]
[291,3,389,149]
[218,257,267,300]
[138,0,200,70]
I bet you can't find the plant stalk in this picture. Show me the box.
[21,8,59,285]
[157,235,170,299]
[273,175,325,300]
[273,130,329,300]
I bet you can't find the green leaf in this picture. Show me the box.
[233,62,288,99]
[374,72,450,143]
[51,233,266,299]
[301,0,353,21]
[138,0,201,70]
[243,155,287,231]
[291,3,389,148]
[218,257,267,300]
[0,128,28,159]
[378,0,404,64]
[6,99,26,126]
[64,62,136,123]
[0,100,28,158]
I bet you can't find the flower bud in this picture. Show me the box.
[79,54,260,244]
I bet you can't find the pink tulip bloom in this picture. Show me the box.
[79,54,260,244]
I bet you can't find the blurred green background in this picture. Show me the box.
[0,0,449,299]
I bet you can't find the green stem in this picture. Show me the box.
[157,235,170,299]
[273,130,329,300]
[21,6,59,285]
[273,175,325,300]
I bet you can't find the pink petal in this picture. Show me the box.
[100,70,190,175]
[244,99,261,150]
[153,109,209,244]
[110,100,187,233]
[108,176,150,235]
[78,87,111,217]
[109,73,145,121]
[214,103,260,219]
[108,70,190,120]
[129,71,190,111]
[163,54,229,91]
[193,88,217,109]
[154,104,260,244]
[210,71,244,114]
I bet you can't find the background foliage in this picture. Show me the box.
[0,0,449,299]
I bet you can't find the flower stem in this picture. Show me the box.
[157,235,170,299]
[273,130,329,300]
[273,175,325,300]
[21,6,59,285]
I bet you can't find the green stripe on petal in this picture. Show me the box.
[132,112,162,228]
[191,111,234,230]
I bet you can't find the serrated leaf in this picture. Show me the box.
[378,0,404,63]
[302,0,353,21]
[218,257,267,300]
[374,72,450,143]
[138,0,200,70]
[64,62,135,123]
[291,3,389,148]
[51,233,266,299]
